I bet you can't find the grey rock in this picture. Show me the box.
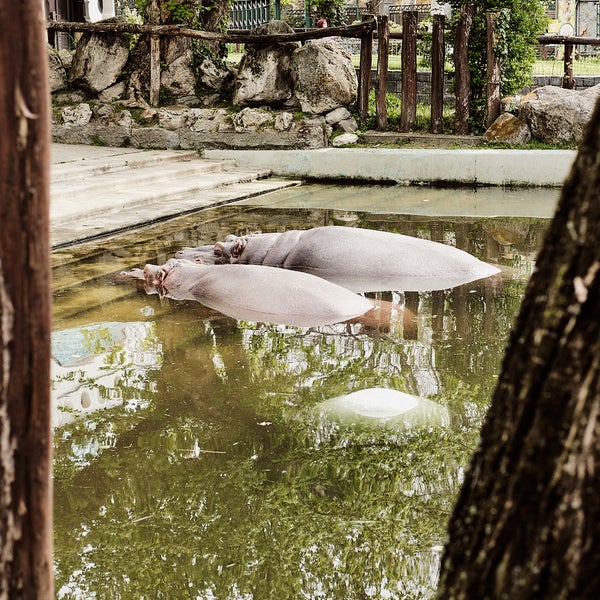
[291,39,358,114]
[274,112,294,131]
[332,133,359,146]
[158,108,187,131]
[131,126,181,149]
[232,107,273,131]
[160,38,196,97]
[518,84,600,144]
[233,21,300,106]
[325,107,351,124]
[98,81,126,103]
[69,30,129,93]
[61,103,93,127]
[336,117,358,133]
[198,57,234,91]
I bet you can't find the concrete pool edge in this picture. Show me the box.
[203,148,576,187]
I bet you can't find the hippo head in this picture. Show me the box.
[120,258,190,297]
[175,235,248,265]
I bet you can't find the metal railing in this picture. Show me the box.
[229,0,272,30]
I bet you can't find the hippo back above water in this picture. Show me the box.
[175,226,500,293]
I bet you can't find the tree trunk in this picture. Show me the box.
[0,0,53,597]
[437,97,600,599]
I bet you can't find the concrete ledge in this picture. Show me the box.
[204,148,576,187]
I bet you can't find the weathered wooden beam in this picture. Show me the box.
[399,10,417,132]
[430,13,445,134]
[149,34,160,106]
[454,4,474,135]
[46,19,377,43]
[376,15,389,131]
[537,34,600,46]
[563,42,575,89]
[357,15,374,124]
[486,11,501,129]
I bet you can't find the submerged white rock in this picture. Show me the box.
[316,388,450,428]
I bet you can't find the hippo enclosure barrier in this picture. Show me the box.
[47,9,600,137]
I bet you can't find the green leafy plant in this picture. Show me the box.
[448,1,548,133]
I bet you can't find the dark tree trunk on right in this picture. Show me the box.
[437,96,600,599]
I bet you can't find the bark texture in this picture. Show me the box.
[454,4,474,135]
[437,98,600,599]
[0,0,53,597]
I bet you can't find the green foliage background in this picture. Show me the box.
[449,0,548,132]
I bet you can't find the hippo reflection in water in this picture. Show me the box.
[175,226,501,293]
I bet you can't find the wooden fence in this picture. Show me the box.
[46,14,600,135]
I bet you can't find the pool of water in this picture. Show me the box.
[51,187,552,599]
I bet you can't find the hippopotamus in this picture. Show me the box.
[175,226,500,292]
[121,258,376,327]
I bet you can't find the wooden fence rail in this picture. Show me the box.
[47,16,600,135]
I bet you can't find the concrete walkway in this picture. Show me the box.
[50,143,574,248]
[204,147,576,187]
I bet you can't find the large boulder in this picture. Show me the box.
[160,37,196,97]
[69,28,129,93]
[233,20,300,106]
[518,84,600,144]
[291,39,358,114]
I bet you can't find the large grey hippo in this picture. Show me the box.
[121,258,376,327]
[175,226,500,292]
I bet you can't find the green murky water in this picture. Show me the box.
[51,188,551,599]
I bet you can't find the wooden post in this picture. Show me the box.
[454,4,474,135]
[150,34,161,106]
[430,13,445,134]
[563,42,575,89]
[485,11,501,129]
[357,15,374,124]
[376,15,389,131]
[0,0,53,597]
[399,10,417,132]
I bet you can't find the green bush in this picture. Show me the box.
[448,1,548,133]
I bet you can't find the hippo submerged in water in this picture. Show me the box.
[121,258,377,327]
[175,226,500,293]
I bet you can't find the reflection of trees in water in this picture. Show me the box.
[53,275,521,598]
[51,210,547,599]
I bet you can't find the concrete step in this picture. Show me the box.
[51,148,205,182]
[50,144,300,248]
[50,167,273,225]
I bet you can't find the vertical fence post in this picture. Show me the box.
[150,34,161,106]
[454,3,474,135]
[486,11,501,129]
[563,42,575,89]
[376,15,389,131]
[430,13,445,134]
[399,10,417,132]
[357,15,374,124]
